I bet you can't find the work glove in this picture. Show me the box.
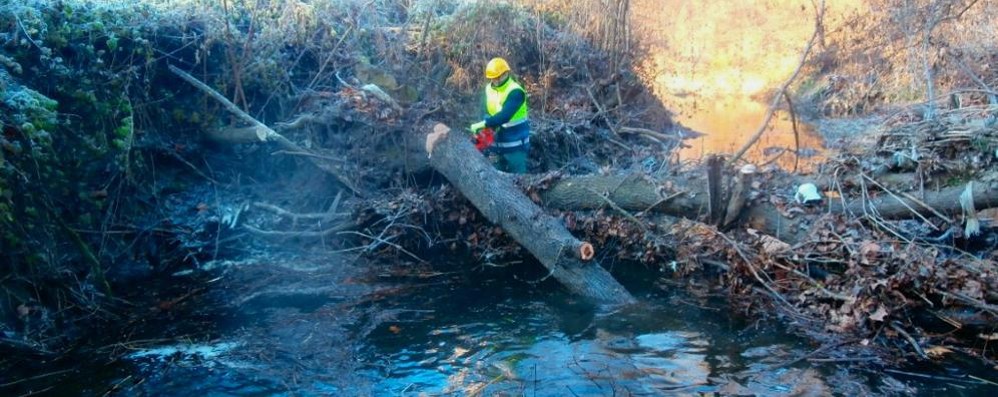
[469,120,486,134]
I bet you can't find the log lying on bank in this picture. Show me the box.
[535,172,998,243]
[425,124,635,305]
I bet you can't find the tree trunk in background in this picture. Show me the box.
[830,182,998,221]
[537,173,998,243]
[425,124,636,305]
[536,173,711,222]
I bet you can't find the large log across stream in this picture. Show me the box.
[425,124,636,305]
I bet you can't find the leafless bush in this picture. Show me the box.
[523,0,632,72]
[812,0,997,118]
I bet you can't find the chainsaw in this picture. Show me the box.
[473,127,495,151]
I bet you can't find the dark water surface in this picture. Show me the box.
[3,260,994,396]
[357,269,995,396]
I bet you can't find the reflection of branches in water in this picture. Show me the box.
[728,0,826,166]
[338,230,426,264]
[564,351,637,396]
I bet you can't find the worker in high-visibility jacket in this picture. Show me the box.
[469,57,530,173]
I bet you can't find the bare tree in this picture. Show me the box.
[895,0,984,120]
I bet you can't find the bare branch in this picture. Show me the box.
[727,0,825,166]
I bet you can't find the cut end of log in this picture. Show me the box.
[426,123,450,156]
[578,242,595,261]
[253,125,270,142]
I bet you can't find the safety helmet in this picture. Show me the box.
[485,57,511,79]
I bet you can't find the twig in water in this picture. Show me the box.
[883,368,980,384]
[251,202,346,221]
[337,230,427,264]
[244,223,351,238]
[968,375,998,387]
[0,368,74,388]
[764,338,860,371]
[102,375,133,397]
[807,356,878,363]
[17,386,55,397]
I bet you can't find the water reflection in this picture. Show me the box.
[361,285,834,396]
[92,267,994,396]
[628,0,853,173]
[670,95,827,172]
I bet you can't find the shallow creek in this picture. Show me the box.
[15,257,991,396]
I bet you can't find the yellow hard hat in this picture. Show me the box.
[485,57,511,79]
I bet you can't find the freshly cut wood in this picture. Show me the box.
[723,165,756,227]
[169,65,297,151]
[425,123,635,305]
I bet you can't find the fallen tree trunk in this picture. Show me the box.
[835,181,998,219]
[425,124,635,305]
[536,173,998,243]
[536,173,708,220]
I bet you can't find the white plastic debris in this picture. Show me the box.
[794,183,822,205]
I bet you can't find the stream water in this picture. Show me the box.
[671,95,827,172]
[8,258,994,396]
[358,272,838,396]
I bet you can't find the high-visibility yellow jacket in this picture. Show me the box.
[483,76,530,150]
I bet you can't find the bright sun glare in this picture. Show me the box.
[636,0,860,99]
